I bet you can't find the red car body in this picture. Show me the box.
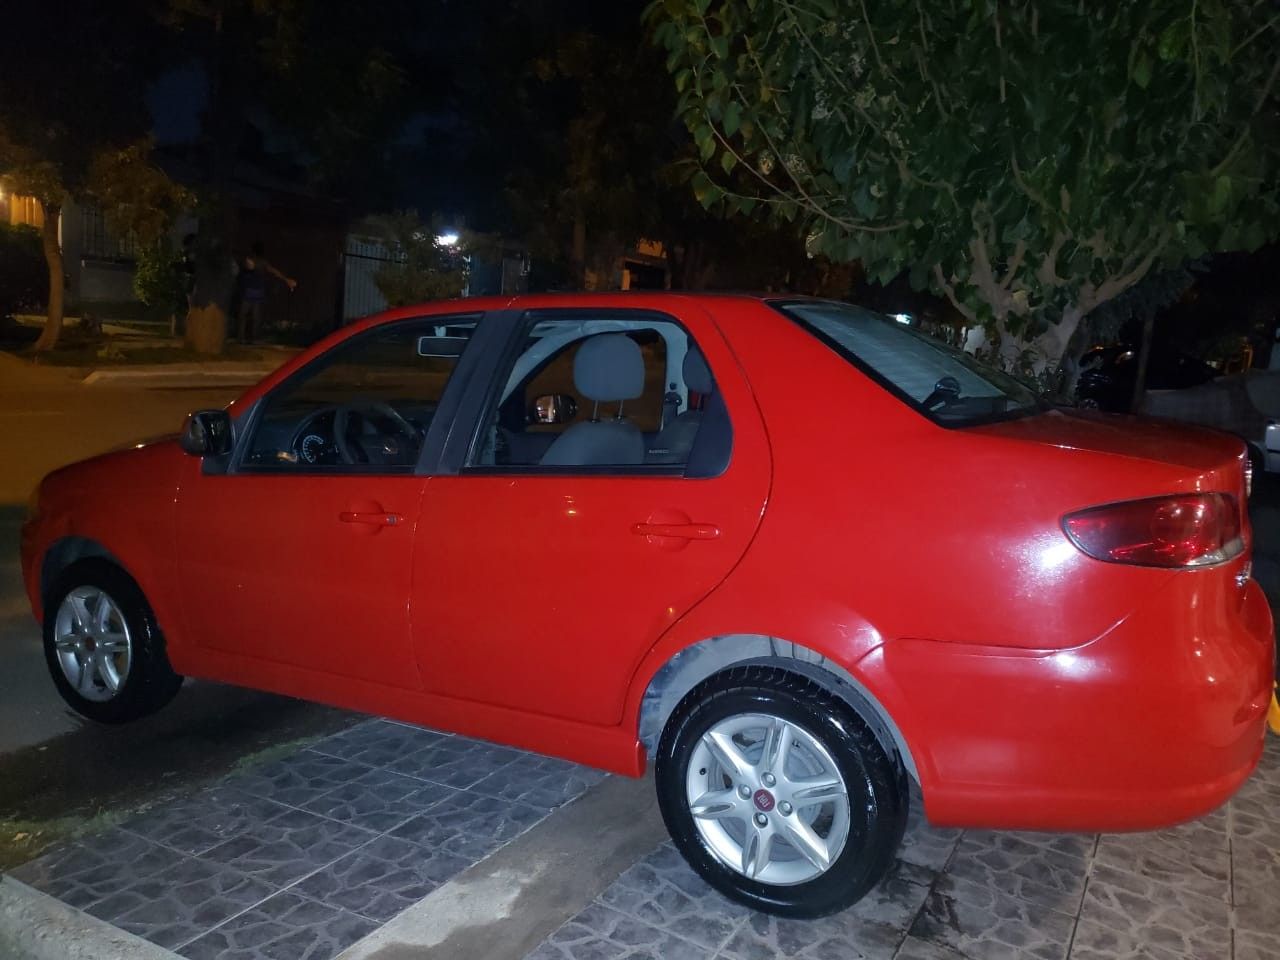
[20,292,1275,833]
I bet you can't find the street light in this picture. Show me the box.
[437,232,460,247]
[892,313,912,325]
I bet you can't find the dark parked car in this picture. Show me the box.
[1076,344,1219,412]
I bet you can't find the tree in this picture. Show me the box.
[0,2,176,350]
[0,223,46,323]
[651,1,1280,378]
[161,0,418,353]
[371,212,469,306]
[440,0,825,293]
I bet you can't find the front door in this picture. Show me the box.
[412,305,770,725]
[175,314,480,689]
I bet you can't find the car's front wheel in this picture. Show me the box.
[655,666,908,917]
[43,559,183,723]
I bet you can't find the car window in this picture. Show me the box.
[243,316,478,471]
[777,300,1044,426]
[519,329,667,434]
[469,312,725,471]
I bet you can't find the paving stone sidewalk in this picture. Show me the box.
[8,718,604,959]
[523,736,1280,960]
[6,718,1277,960]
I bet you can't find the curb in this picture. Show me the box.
[82,365,278,386]
[0,875,178,960]
[336,774,665,960]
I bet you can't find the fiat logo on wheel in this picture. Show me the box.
[752,789,775,812]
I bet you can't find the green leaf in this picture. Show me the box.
[723,100,742,137]
[1157,20,1188,61]
[1132,52,1153,89]
[700,132,717,162]
[720,150,737,174]
[1207,175,1232,216]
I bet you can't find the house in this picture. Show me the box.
[1,159,349,335]
[1,189,142,313]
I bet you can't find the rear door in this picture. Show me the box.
[410,304,770,725]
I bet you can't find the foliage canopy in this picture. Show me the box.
[651,0,1280,367]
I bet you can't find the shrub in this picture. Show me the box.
[0,223,47,320]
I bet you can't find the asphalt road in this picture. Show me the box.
[0,366,243,749]
[0,362,353,868]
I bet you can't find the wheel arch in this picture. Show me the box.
[40,537,128,607]
[636,634,919,783]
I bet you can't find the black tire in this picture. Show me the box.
[655,665,908,918]
[43,559,183,723]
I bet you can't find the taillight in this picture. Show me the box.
[1063,493,1244,568]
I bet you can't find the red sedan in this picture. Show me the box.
[19,293,1275,917]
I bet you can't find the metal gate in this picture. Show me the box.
[342,235,396,323]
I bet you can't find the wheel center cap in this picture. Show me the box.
[752,788,775,812]
[84,636,96,652]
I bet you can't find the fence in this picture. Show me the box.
[342,235,396,322]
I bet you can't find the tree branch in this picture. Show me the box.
[1211,55,1280,177]
[1035,230,1069,288]
[933,263,979,324]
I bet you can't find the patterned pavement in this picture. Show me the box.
[523,736,1280,960]
[6,717,1277,960]
[8,718,605,959]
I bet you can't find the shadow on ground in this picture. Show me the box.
[0,683,356,870]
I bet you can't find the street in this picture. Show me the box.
[0,360,353,868]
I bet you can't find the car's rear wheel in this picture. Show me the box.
[43,559,183,723]
[655,666,908,917]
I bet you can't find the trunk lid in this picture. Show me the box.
[970,408,1246,474]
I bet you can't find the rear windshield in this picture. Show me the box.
[776,300,1044,426]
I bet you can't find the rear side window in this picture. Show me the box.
[466,310,730,475]
[777,300,1044,426]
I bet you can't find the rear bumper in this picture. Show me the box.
[867,571,1274,832]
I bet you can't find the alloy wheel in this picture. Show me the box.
[684,712,850,885]
[52,586,133,702]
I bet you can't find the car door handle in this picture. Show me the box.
[339,511,403,526]
[631,522,720,540]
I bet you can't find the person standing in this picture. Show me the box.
[236,240,296,343]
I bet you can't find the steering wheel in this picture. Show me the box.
[334,400,420,465]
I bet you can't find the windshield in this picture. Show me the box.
[776,300,1044,426]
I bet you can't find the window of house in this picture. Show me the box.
[80,206,138,261]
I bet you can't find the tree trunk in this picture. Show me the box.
[186,303,229,354]
[962,325,989,355]
[1023,305,1088,396]
[32,199,64,352]
[183,4,240,355]
[1129,311,1156,414]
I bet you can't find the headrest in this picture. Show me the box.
[683,347,714,395]
[574,334,644,402]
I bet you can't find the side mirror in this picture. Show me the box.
[529,394,578,425]
[181,409,233,456]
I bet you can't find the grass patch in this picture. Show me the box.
[0,733,326,871]
[228,734,324,774]
[0,808,128,872]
